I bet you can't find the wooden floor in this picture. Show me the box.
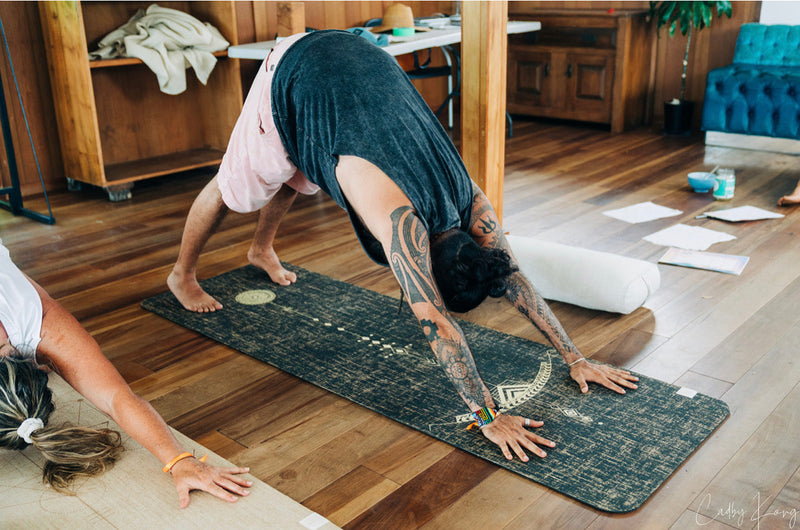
[2,119,799,529]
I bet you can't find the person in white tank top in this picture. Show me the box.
[0,241,252,506]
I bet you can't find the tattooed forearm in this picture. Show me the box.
[388,206,494,409]
[435,331,493,408]
[465,186,581,361]
[389,206,443,308]
[505,271,581,361]
[420,317,493,409]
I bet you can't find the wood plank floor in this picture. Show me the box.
[3,119,799,529]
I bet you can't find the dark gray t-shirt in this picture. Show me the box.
[272,30,473,265]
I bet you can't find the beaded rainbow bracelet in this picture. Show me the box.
[467,407,499,430]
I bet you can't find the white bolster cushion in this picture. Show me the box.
[506,236,660,314]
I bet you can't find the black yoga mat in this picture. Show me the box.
[142,264,729,512]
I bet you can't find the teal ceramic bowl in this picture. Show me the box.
[688,172,715,193]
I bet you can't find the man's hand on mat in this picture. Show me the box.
[481,413,555,462]
[570,360,639,395]
[170,457,253,508]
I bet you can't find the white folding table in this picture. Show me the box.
[227,21,541,129]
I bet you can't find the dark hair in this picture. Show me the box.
[430,230,518,313]
[0,356,123,493]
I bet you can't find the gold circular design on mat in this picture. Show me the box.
[235,289,276,305]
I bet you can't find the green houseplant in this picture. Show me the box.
[649,1,732,134]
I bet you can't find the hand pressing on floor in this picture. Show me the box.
[568,358,639,394]
[169,455,253,509]
[477,412,555,462]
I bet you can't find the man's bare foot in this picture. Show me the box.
[167,269,223,312]
[248,247,297,286]
[778,193,800,206]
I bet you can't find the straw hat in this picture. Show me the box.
[369,3,430,33]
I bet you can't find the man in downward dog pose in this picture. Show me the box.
[168,30,638,462]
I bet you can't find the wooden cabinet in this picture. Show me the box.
[39,1,242,200]
[507,9,652,133]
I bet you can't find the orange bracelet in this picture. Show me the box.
[162,452,208,473]
[162,452,193,473]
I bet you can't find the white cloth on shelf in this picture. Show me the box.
[89,4,229,95]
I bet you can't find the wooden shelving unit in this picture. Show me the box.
[89,50,229,70]
[507,9,653,133]
[39,1,242,200]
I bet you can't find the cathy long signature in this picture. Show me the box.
[697,492,798,528]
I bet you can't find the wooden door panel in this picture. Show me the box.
[508,48,553,109]
[567,53,613,122]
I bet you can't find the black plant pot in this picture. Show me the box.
[663,100,695,135]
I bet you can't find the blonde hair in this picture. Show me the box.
[0,356,123,493]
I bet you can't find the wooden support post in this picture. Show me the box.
[276,2,305,38]
[461,1,508,221]
[38,1,105,188]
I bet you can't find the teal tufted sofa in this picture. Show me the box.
[702,23,800,140]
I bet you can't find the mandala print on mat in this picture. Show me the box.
[235,289,276,305]
[452,354,553,425]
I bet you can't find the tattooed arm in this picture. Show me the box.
[388,206,554,460]
[388,206,493,410]
[333,156,553,459]
[467,184,638,394]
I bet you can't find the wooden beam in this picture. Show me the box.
[38,1,105,187]
[276,2,305,38]
[252,1,271,42]
[460,0,508,221]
